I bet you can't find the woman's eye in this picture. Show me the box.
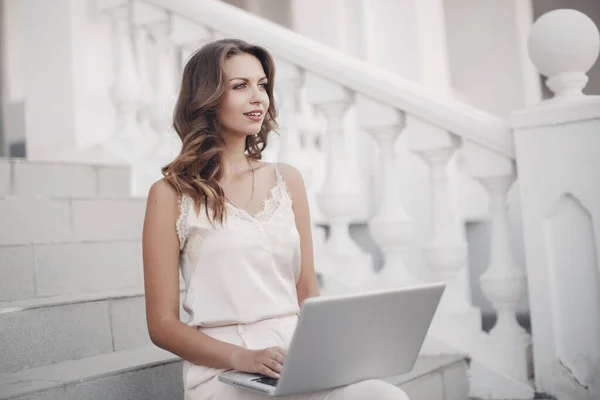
[259,83,268,89]
[233,83,246,89]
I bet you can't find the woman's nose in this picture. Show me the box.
[249,86,264,104]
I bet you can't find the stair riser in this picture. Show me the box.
[0,297,151,374]
[5,361,183,400]
[0,198,145,247]
[399,361,469,400]
[0,241,143,301]
[0,159,130,198]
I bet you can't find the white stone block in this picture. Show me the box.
[442,361,469,400]
[71,199,145,241]
[110,296,152,351]
[399,371,444,400]
[12,160,96,197]
[0,245,36,301]
[97,166,131,197]
[0,198,72,246]
[0,301,113,374]
[0,347,182,400]
[35,241,142,297]
[0,159,10,196]
[65,366,156,399]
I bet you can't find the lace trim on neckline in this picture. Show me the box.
[225,166,291,223]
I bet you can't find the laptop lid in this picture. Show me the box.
[274,282,445,396]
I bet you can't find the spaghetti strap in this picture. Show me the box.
[274,162,283,183]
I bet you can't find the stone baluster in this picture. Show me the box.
[172,14,215,73]
[462,142,534,398]
[275,65,303,165]
[306,74,372,293]
[407,117,481,353]
[133,26,160,156]
[275,61,318,191]
[146,18,180,163]
[357,97,417,288]
[106,4,143,158]
[298,89,326,224]
[482,175,530,375]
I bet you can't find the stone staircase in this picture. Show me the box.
[0,158,469,399]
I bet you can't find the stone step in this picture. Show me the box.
[0,197,146,247]
[387,355,468,400]
[0,346,182,400]
[0,289,188,374]
[0,349,467,400]
[0,158,131,199]
[0,240,144,301]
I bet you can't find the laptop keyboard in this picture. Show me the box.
[252,376,279,387]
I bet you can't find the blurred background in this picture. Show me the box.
[1,1,599,399]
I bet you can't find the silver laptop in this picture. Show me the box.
[218,282,445,396]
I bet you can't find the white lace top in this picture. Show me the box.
[176,164,302,328]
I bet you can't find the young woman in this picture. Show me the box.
[142,38,409,399]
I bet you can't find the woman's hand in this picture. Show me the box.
[230,346,287,379]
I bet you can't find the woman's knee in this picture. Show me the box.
[345,379,410,400]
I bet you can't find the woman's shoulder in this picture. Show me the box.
[251,161,302,181]
[274,162,304,188]
[148,178,179,206]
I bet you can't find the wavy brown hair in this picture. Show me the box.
[162,39,278,225]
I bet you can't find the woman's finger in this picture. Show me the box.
[275,346,288,357]
[259,365,279,379]
[265,358,282,374]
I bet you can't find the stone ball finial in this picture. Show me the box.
[528,9,600,98]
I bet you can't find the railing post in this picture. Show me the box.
[512,9,600,399]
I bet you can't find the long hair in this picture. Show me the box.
[162,39,278,224]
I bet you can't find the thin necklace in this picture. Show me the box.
[224,156,255,211]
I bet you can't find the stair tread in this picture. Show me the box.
[384,354,466,385]
[0,286,188,314]
[0,287,147,313]
[0,346,178,399]
[0,157,130,169]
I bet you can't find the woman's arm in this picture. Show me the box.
[142,179,245,369]
[278,164,321,306]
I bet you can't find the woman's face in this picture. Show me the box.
[218,53,269,139]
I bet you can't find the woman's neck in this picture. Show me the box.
[221,136,251,177]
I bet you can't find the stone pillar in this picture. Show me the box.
[21,0,90,160]
[512,9,600,400]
